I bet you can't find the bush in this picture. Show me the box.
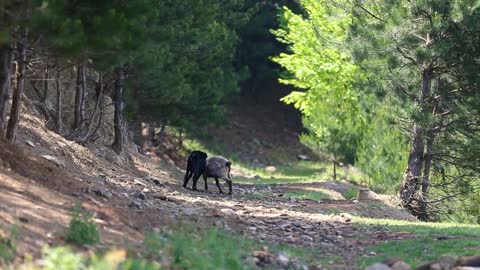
[65,203,99,246]
[0,224,18,264]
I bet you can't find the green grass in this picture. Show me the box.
[14,228,321,270]
[234,161,362,185]
[344,187,359,200]
[143,227,321,269]
[65,203,100,246]
[283,190,331,200]
[353,217,480,236]
[353,217,480,268]
[356,237,480,268]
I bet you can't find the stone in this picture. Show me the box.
[456,256,480,267]
[153,179,163,186]
[265,166,276,172]
[93,189,113,199]
[358,188,373,201]
[41,155,65,167]
[365,263,392,270]
[25,140,35,147]
[297,154,310,161]
[390,261,411,270]
[275,251,290,267]
[136,192,146,200]
[220,208,236,216]
[129,201,142,209]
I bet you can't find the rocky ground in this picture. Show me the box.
[2,111,478,269]
[0,113,423,270]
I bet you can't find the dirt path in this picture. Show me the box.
[0,115,419,269]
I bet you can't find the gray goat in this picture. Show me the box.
[203,156,233,195]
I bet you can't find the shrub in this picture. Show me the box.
[65,203,99,246]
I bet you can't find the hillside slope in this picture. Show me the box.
[0,108,423,269]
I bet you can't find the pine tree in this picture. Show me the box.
[349,0,480,219]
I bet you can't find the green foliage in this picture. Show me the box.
[0,224,18,264]
[36,247,158,270]
[272,1,362,165]
[65,203,99,246]
[125,0,253,129]
[272,0,407,193]
[344,187,359,200]
[147,229,254,270]
[41,246,84,270]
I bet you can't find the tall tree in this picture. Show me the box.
[350,0,480,219]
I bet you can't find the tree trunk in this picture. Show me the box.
[399,67,433,218]
[42,64,49,103]
[0,43,14,137]
[112,67,124,154]
[56,70,63,133]
[6,40,27,143]
[81,74,103,142]
[73,63,86,130]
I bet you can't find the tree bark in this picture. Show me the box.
[0,43,14,137]
[6,40,27,143]
[73,63,86,130]
[81,74,103,142]
[112,67,124,154]
[399,67,433,218]
[56,69,63,133]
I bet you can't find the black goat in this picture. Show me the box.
[183,150,208,191]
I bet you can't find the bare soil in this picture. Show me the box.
[0,112,420,269]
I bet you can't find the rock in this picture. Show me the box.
[309,264,324,270]
[417,256,456,270]
[134,178,146,186]
[152,179,163,186]
[297,154,310,161]
[41,155,65,167]
[129,201,142,209]
[358,188,373,201]
[456,256,480,267]
[105,152,122,164]
[365,263,392,270]
[220,208,236,216]
[452,267,480,270]
[253,247,273,267]
[93,188,113,199]
[275,251,290,267]
[301,235,313,242]
[18,216,29,223]
[154,194,168,201]
[390,261,411,270]
[136,192,146,200]
[25,140,35,147]
[208,209,224,217]
[265,166,276,172]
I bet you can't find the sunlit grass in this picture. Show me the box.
[234,161,362,185]
[356,237,480,268]
[353,217,480,236]
[283,190,331,200]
